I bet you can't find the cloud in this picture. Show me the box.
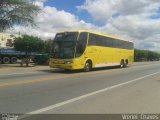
[77,0,160,22]
[5,0,160,51]
[6,0,97,39]
[77,0,160,51]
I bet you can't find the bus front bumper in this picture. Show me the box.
[49,60,81,70]
[49,64,76,70]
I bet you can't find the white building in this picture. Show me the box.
[0,33,18,48]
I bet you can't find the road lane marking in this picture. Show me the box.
[0,75,75,87]
[27,71,160,114]
[0,72,40,76]
[0,62,159,88]
[0,68,122,87]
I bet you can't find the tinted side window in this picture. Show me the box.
[88,33,133,50]
[113,38,133,49]
[88,33,97,45]
[89,34,113,47]
[113,39,121,48]
[106,37,113,47]
[96,36,103,46]
[127,42,134,50]
[75,32,88,57]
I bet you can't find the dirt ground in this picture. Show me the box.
[0,63,50,74]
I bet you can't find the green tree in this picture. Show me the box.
[14,35,44,53]
[134,49,160,61]
[0,0,41,31]
[42,39,52,53]
[134,49,147,61]
[147,51,160,61]
[14,35,44,66]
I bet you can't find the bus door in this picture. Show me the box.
[75,32,88,66]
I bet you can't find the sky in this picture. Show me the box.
[6,0,160,51]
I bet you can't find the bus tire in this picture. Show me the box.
[124,59,128,68]
[3,57,10,64]
[84,60,92,72]
[123,62,127,68]
[120,60,125,68]
[11,57,18,64]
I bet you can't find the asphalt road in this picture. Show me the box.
[0,61,160,114]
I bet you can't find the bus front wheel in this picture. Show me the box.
[84,61,92,72]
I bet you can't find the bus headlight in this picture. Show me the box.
[64,61,73,64]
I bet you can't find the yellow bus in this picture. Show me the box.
[49,30,134,71]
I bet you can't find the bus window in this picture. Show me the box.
[88,33,97,45]
[52,32,78,58]
[63,41,75,58]
[75,32,88,57]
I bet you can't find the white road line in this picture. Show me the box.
[28,71,160,114]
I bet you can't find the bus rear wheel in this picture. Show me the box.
[84,61,92,72]
[120,60,125,68]
[120,59,128,68]
[125,59,128,67]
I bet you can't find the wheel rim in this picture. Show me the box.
[11,57,17,64]
[3,57,10,64]
[84,62,91,72]
[120,61,124,68]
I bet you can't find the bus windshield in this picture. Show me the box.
[52,32,78,59]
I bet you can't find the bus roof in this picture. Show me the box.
[57,30,133,43]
